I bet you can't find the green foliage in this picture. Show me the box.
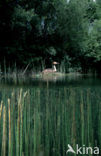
[12,6,35,28]
[0,0,101,73]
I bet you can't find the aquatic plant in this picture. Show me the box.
[0,86,100,156]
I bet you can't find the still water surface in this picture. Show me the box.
[0,75,101,156]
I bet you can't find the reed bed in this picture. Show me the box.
[0,86,100,156]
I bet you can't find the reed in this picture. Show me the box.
[80,91,85,145]
[0,101,3,121]
[8,99,11,156]
[2,106,6,156]
[11,92,16,156]
[0,86,100,156]
[19,90,24,156]
[16,118,19,156]
[33,108,38,156]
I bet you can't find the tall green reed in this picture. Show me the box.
[0,86,100,156]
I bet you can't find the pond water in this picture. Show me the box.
[0,75,101,156]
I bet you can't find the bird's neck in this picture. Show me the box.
[53,65,57,71]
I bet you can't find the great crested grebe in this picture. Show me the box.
[42,61,59,74]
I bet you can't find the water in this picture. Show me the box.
[0,75,101,156]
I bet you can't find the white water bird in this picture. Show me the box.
[42,61,59,74]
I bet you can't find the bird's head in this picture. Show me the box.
[52,61,59,65]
